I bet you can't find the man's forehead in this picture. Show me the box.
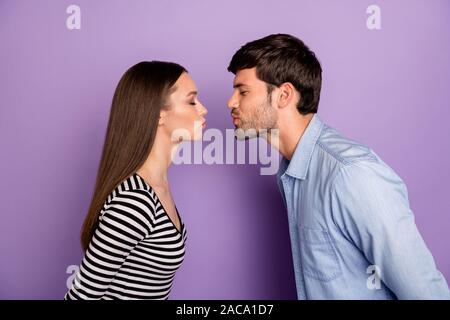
[233,68,257,86]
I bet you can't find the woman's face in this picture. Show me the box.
[161,72,207,141]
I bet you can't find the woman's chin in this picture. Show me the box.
[192,131,203,141]
[192,126,204,141]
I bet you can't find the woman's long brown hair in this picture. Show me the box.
[80,61,186,251]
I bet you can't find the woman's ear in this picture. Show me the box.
[159,110,167,126]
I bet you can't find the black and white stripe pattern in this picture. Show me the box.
[65,173,187,300]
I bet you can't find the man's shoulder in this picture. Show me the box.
[315,124,403,186]
[315,123,380,167]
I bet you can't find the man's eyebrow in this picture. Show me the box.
[233,83,249,89]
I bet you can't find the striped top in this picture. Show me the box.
[65,173,187,300]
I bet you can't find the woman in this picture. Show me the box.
[65,61,207,300]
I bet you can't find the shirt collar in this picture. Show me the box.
[279,113,324,180]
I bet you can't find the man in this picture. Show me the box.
[226,33,450,299]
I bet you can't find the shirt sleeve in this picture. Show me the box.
[65,190,155,300]
[330,162,450,299]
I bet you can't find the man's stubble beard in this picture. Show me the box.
[234,98,278,141]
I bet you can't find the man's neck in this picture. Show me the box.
[272,112,314,161]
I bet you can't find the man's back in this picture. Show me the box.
[277,114,450,299]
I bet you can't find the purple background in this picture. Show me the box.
[1,0,449,299]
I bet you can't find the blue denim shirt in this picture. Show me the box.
[277,114,450,299]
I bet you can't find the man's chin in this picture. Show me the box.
[234,127,258,141]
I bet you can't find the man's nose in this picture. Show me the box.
[227,94,237,110]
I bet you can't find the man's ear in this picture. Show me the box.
[277,82,298,109]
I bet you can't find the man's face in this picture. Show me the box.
[227,68,278,138]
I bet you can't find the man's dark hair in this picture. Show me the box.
[228,34,322,115]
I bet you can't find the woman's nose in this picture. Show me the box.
[199,103,207,116]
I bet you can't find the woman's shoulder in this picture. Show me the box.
[105,173,155,199]
[103,173,159,217]
[97,173,160,233]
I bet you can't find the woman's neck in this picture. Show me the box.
[137,131,179,187]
